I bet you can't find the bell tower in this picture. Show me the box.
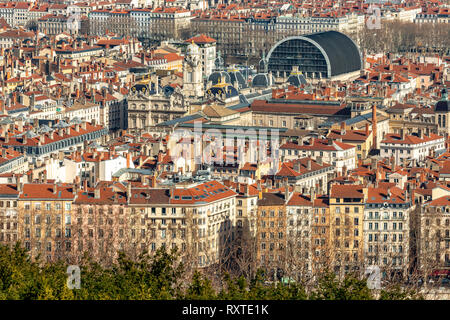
[183,41,204,99]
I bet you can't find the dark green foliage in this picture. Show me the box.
[0,244,423,300]
[310,271,373,300]
[184,271,216,300]
[379,284,424,300]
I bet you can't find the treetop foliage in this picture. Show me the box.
[0,244,423,300]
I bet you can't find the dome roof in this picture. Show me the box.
[208,71,231,86]
[252,73,274,88]
[287,73,308,87]
[207,85,239,99]
[227,68,248,89]
[435,88,449,112]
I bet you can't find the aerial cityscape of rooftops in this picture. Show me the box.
[0,0,448,301]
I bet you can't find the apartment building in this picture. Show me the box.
[420,196,450,271]
[286,191,313,274]
[273,157,333,194]
[90,8,192,41]
[0,147,27,174]
[0,184,19,245]
[380,132,445,164]
[18,183,76,262]
[364,186,413,277]
[223,181,258,238]
[329,184,365,274]
[256,191,288,277]
[0,120,108,160]
[280,138,356,174]
[311,195,331,273]
[327,123,373,161]
[127,180,237,268]
[71,184,131,265]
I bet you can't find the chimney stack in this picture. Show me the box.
[94,188,100,199]
[310,187,316,201]
[293,161,301,173]
[126,152,132,168]
[284,178,290,201]
[340,122,346,135]
[127,182,132,200]
[372,103,377,150]
[257,180,262,200]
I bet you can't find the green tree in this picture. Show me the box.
[310,271,374,300]
[379,284,423,300]
[184,271,216,299]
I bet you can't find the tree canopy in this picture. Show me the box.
[0,244,422,300]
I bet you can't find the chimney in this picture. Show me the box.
[94,188,100,199]
[372,103,377,150]
[257,180,262,200]
[126,153,131,168]
[340,122,346,135]
[310,187,316,201]
[365,123,369,136]
[53,182,57,194]
[307,159,312,171]
[293,161,301,173]
[127,182,132,200]
[316,156,323,166]
[284,179,290,201]
[157,151,163,163]
[83,179,88,191]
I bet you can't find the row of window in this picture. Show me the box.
[367,211,404,219]
[368,233,404,242]
[24,227,71,239]
[0,201,17,208]
[368,222,404,230]
[24,202,70,211]
[260,232,284,239]
[24,214,70,225]
[260,210,284,217]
